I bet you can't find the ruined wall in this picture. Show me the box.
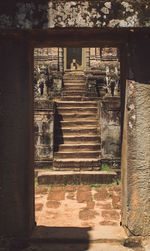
[34,48,58,70]
[34,47,119,72]
[0,1,150,29]
[90,47,119,69]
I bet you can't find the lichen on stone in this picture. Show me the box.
[0,0,150,29]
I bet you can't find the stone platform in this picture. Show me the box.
[37,171,117,185]
[35,185,121,230]
[22,184,144,251]
[35,184,122,228]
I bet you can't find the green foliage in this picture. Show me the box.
[108,193,112,198]
[101,163,113,172]
[35,177,38,187]
[90,182,118,188]
[43,168,54,171]
[117,178,121,185]
[90,184,102,188]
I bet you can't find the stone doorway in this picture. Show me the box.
[0,1,150,244]
[34,46,122,239]
[64,48,89,72]
[66,48,82,70]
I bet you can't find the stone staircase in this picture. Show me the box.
[53,73,101,170]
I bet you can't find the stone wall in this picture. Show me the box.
[90,47,119,69]
[34,48,58,70]
[34,101,54,169]
[0,1,150,29]
[34,47,119,72]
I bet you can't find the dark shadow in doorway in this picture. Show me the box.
[31,226,91,250]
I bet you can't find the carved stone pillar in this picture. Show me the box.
[121,35,150,236]
[86,76,97,97]
[85,48,90,71]
[34,101,54,169]
[58,47,64,72]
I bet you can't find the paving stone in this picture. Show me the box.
[94,188,109,201]
[35,203,43,211]
[48,191,65,201]
[99,220,118,226]
[77,191,92,203]
[79,209,99,220]
[78,185,91,191]
[66,192,75,200]
[112,193,121,209]
[86,201,95,209]
[64,185,76,192]
[50,186,64,192]
[35,186,49,195]
[46,200,61,209]
[96,202,112,209]
[113,185,121,192]
[102,210,120,220]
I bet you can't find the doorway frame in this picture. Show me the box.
[1,28,130,239]
[32,28,127,232]
[63,47,89,71]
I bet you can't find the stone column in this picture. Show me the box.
[121,34,150,236]
[34,101,54,169]
[58,47,64,72]
[0,35,34,240]
[85,48,90,71]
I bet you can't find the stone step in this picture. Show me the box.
[54,151,101,159]
[58,135,100,143]
[63,80,85,83]
[58,113,97,120]
[57,107,97,114]
[59,128,99,136]
[61,96,100,101]
[56,101,97,108]
[62,91,86,96]
[61,120,98,127]
[58,143,100,151]
[37,171,117,185]
[54,151,100,160]
[64,73,84,76]
[53,158,101,169]
[63,82,85,87]
[63,79,85,83]
[63,84,85,89]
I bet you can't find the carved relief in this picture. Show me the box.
[34,65,51,98]
[105,65,120,96]
[34,112,53,161]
